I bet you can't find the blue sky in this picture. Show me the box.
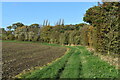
[1,0,102,2]
[2,2,98,28]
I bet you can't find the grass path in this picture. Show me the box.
[60,48,82,78]
[5,41,118,79]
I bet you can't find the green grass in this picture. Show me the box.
[40,49,73,78]
[77,46,119,78]
[60,48,81,78]
[3,40,119,79]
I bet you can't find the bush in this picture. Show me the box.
[17,34,25,41]
[32,35,40,41]
[6,34,15,40]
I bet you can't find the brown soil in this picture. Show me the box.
[2,42,66,80]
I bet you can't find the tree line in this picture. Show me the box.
[0,2,119,56]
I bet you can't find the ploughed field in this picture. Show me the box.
[2,42,66,79]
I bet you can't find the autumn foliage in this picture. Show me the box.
[0,2,119,56]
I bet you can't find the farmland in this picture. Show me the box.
[18,44,119,79]
[2,41,67,79]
